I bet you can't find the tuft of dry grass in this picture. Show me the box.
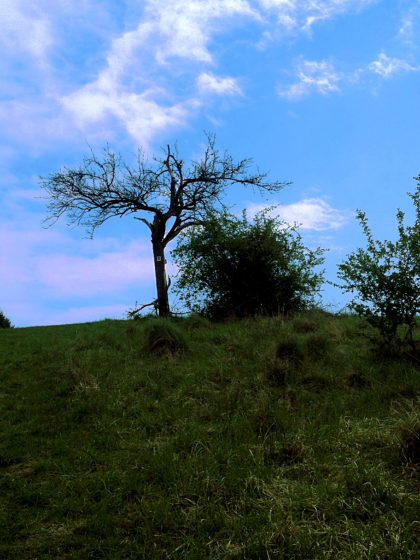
[142,318,188,355]
[275,333,306,366]
[399,418,420,467]
[264,440,307,465]
[266,358,289,386]
[305,332,332,361]
[346,369,368,388]
[183,314,212,330]
[291,317,319,334]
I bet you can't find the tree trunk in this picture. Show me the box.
[151,223,170,317]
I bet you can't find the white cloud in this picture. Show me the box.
[146,0,258,63]
[0,0,386,146]
[399,14,414,40]
[62,85,194,148]
[302,0,377,29]
[278,59,341,99]
[60,1,256,144]
[61,0,378,142]
[247,198,349,230]
[397,5,419,44]
[197,73,243,95]
[0,0,54,64]
[368,53,417,78]
[256,0,377,30]
[277,50,419,101]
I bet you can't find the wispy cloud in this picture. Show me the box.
[397,4,420,45]
[247,198,349,230]
[36,243,155,298]
[197,73,243,96]
[40,304,131,327]
[278,59,341,99]
[368,53,417,78]
[0,224,158,325]
[278,50,420,101]
[0,0,387,144]
[301,0,378,29]
[60,1,256,145]
[0,0,53,65]
[60,0,381,141]
[146,0,258,63]
[256,0,377,30]
[62,86,194,148]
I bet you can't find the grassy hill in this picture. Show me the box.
[0,312,419,559]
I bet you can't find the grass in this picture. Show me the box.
[0,313,419,559]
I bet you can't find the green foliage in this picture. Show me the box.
[0,310,13,329]
[142,318,188,355]
[337,184,420,354]
[172,209,326,319]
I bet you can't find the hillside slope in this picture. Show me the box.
[0,313,419,559]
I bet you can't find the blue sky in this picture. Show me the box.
[1,0,420,327]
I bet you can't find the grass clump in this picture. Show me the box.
[398,416,420,467]
[345,369,368,388]
[305,331,332,361]
[275,332,306,366]
[182,313,211,330]
[142,318,188,355]
[270,327,332,385]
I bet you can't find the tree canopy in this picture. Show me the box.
[41,135,289,316]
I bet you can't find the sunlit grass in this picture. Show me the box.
[0,313,419,558]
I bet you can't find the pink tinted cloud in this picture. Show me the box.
[37,247,155,297]
[0,224,161,325]
[36,303,132,326]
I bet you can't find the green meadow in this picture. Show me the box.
[1,312,419,559]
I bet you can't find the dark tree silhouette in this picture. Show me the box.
[41,135,289,316]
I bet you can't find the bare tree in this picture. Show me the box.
[41,134,289,316]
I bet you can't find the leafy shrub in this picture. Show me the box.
[172,209,325,320]
[142,319,188,355]
[336,184,420,354]
[0,310,13,329]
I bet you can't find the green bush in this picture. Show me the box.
[0,310,13,329]
[172,209,325,320]
[336,183,420,354]
[142,319,188,355]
